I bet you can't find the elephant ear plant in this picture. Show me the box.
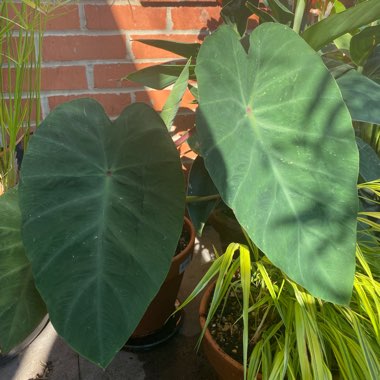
[128,0,379,305]
[0,99,185,367]
[195,22,359,304]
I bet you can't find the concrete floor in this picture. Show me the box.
[0,227,221,380]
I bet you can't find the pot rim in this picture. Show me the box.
[172,216,196,264]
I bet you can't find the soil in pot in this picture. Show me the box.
[199,282,272,380]
[208,287,256,364]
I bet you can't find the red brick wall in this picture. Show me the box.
[40,0,222,126]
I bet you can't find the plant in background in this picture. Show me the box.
[0,0,69,193]
[0,0,45,192]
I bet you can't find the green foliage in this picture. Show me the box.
[337,69,380,124]
[0,188,46,353]
[356,137,380,182]
[195,23,359,304]
[350,25,380,66]
[0,0,44,192]
[18,99,185,367]
[302,0,380,51]
[160,59,191,130]
[126,63,195,90]
[363,45,380,83]
[187,156,219,236]
[180,226,380,379]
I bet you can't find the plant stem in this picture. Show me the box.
[186,194,220,203]
[293,0,306,34]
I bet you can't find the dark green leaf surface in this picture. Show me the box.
[187,156,219,236]
[356,137,380,183]
[363,45,380,84]
[0,188,46,353]
[302,0,380,51]
[221,0,254,36]
[19,99,185,367]
[267,0,293,25]
[350,25,380,66]
[246,1,276,23]
[337,69,380,124]
[196,24,359,304]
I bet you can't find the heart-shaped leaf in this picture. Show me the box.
[0,188,46,353]
[19,99,185,367]
[196,24,359,304]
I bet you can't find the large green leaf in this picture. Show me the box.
[196,24,359,304]
[19,99,185,367]
[337,69,380,124]
[0,188,46,353]
[302,0,380,52]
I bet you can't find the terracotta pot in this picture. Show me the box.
[132,216,195,337]
[199,283,262,380]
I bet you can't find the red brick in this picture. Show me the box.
[177,136,197,160]
[172,112,196,133]
[41,66,87,91]
[43,35,127,62]
[85,5,166,30]
[171,7,222,30]
[48,93,132,117]
[93,63,160,89]
[1,67,34,93]
[131,34,201,59]
[45,5,80,30]
[3,66,87,94]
